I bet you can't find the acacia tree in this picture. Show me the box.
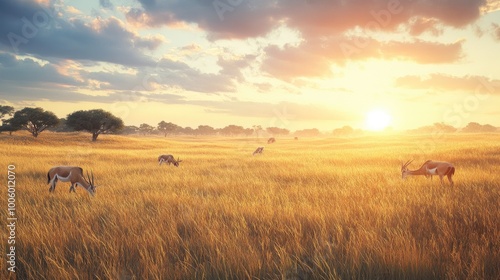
[157,121,181,137]
[139,123,155,135]
[7,107,59,137]
[0,105,14,120]
[220,125,245,136]
[0,118,17,135]
[196,125,215,135]
[0,105,15,134]
[66,109,124,141]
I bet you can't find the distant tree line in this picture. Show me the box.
[126,122,294,137]
[1,105,498,141]
[407,122,499,134]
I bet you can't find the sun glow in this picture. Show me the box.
[365,109,392,131]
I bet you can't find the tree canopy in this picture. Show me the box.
[0,105,14,120]
[197,125,215,135]
[7,107,59,137]
[220,125,245,136]
[139,123,155,135]
[66,109,124,141]
[158,121,181,137]
[407,122,457,134]
[462,122,497,133]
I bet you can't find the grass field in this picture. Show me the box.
[1,131,499,279]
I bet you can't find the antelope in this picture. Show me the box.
[47,166,96,196]
[401,160,455,186]
[268,137,276,144]
[253,147,264,156]
[158,154,182,166]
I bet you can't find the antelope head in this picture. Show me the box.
[85,171,97,196]
[401,160,413,179]
[174,157,183,167]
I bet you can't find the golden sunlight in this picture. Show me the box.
[365,109,392,131]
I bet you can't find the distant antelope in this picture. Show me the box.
[47,166,96,196]
[158,154,182,166]
[253,147,264,156]
[268,137,276,144]
[401,160,455,186]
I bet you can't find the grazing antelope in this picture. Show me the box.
[253,147,264,156]
[268,137,276,144]
[47,166,96,196]
[158,154,182,167]
[401,160,455,186]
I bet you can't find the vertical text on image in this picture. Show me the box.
[6,164,17,273]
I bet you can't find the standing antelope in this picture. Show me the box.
[158,154,182,166]
[268,137,276,144]
[47,166,96,196]
[401,160,455,186]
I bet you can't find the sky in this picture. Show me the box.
[0,0,499,132]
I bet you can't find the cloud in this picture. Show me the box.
[408,0,486,27]
[395,73,500,94]
[99,0,114,10]
[492,23,500,40]
[0,45,250,97]
[380,40,463,64]
[0,0,157,66]
[262,38,464,79]
[0,50,251,104]
[126,0,488,40]
[0,52,83,87]
[77,55,252,93]
[262,42,333,80]
[125,0,279,39]
[122,0,482,80]
[153,56,252,93]
[407,18,443,36]
[483,0,500,12]
[134,35,165,50]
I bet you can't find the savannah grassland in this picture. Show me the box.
[1,132,499,280]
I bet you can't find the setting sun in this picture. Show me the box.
[365,109,392,131]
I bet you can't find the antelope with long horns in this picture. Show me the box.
[401,160,455,186]
[158,154,182,167]
[47,166,97,196]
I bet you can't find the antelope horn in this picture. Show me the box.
[403,160,413,168]
[91,170,94,185]
[86,171,91,185]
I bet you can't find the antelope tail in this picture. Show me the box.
[47,172,51,184]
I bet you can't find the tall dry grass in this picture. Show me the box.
[1,131,499,279]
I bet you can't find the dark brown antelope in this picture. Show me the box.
[401,160,455,186]
[158,154,182,167]
[47,166,96,196]
[253,147,264,156]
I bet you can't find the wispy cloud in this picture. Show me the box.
[395,74,500,94]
